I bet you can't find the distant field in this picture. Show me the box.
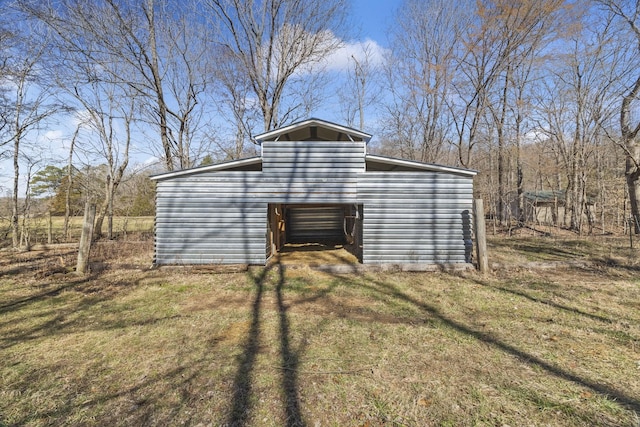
[0,216,154,246]
[0,236,638,426]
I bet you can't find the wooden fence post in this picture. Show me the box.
[47,211,53,245]
[76,201,96,275]
[473,199,489,273]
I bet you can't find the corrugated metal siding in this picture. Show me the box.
[287,206,344,242]
[155,142,363,264]
[358,172,474,264]
[262,141,365,203]
[262,141,364,173]
[155,140,475,266]
[261,141,363,204]
[155,171,267,264]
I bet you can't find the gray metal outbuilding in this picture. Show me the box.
[150,118,477,266]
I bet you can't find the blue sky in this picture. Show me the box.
[351,0,402,46]
[308,0,403,130]
[0,0,405,195]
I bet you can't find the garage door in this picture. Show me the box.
[287,206,345,243]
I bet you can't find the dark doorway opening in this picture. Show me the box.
[267,203,362,263]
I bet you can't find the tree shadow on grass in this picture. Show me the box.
[0,272,172,351]
[0,249,77,277]
[227,261,306,427]
[0,273,104,350]
[7,349,226,427]
[275,262,305,427]
[1,271,215,426]
[0,279,86,313]
[329,271,640,415]
[489,239,590,261]
[226,265,267,425]
[469,276,616,324]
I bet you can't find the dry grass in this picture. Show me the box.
[0,216,154,247]
[1,236,639,426]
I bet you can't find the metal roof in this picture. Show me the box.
[365,155,478,176]
[253,118,372,143]
[523,190,564,202]
[150,118,476,181]
[149,156,262,181]
[149,153,478,181]
[524,190,595,205]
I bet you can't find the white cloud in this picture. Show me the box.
[523,129,550,144]
[323,38,389,72]
[71,109,93,128]
[297,35,389,76]
[43,129,65,142]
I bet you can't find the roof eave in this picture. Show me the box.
[365,154,478,176]
[254,118,372,143]
[149,156,262,181]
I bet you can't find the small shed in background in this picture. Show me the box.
[150,118,477,266]
[522,190,596,227]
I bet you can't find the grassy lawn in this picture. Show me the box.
[1,237,639,426]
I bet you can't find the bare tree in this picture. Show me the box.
[212,45,262,159]
[206,0,348,132]
[27,1,139,239]
[161,2,215,168]
[596,0,640,232]
[534,10,624,233]
[449,0,565,168]
[382,0,468,163]
[1,20,61,248]
[71,81,136,239]
[64,124,81,240]
[19,154,41,249]
[485,0,564,223]
[0,5,18,159]
[22,0,213,171]
[339,43,381,130]
[510,56,537,225]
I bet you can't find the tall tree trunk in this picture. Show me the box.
[107,192,114,239]
[235,125,244,159]
[515,125,524,225]
[496,117,505,223]
[11,132,20,248]
[93,175,111,240]
[20,165,34,251]
[93,208,105,240]
[496,67,510,224]
[570,68,583,232]
[554,156,562,226]
[64,126,79,241]
[622,76,640,233]
[626,150,640,234]
[144,0,173,171]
